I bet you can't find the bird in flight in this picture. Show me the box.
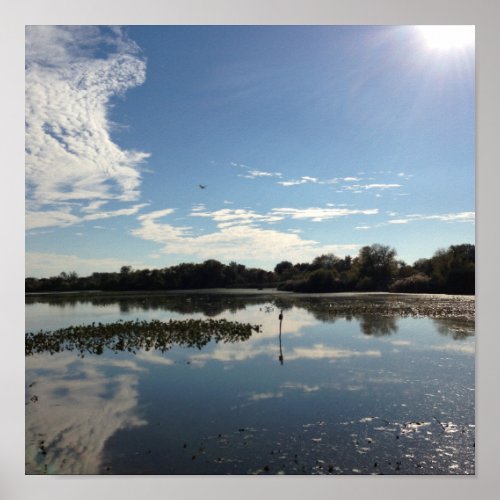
[199,184,207,189]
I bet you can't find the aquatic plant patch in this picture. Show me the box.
[25,318,261,356]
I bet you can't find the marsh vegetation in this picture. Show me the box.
[26,318,261,356]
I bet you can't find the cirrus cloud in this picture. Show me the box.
[271,207,378,222]
[25,26,149,230]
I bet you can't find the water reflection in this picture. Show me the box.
[432,317,475,340]
[278,310,284,365]
[26,291,475,321]
[26,293,255,317]
[25,354,146,474]
[25,292,475,475]
[359,315,399,337]
[284,345,381,362]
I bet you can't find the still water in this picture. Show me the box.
[25,291,475,475]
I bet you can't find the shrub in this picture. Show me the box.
[278,269,343,293]
[355,276,375,291]
[389,273,433,293]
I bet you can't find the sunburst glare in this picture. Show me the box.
[416,25,475,51]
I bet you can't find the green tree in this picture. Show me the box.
[310,254,340,270]
[430,244,474,294]
[274,260,294,274]
[306,268,340,292]
[356,244,397,290]
[199,259,226,287]
[274,260,295,281]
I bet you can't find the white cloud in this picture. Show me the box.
[187,206,378,226]
[26,202,149,230]
[277,173,403,191]
[81,200,108,213]
[26,251,147,277]
[386,212,475,226]
[423,212,475,222]
[191,203,206,212]
[343,183,401,191]
[271,207,378,222]
[277,178,311,187]
[277,176,338,187]
[137,208,176,221]
[25,26,149,230]
[132,208,362,266]
[190,208,284,227]
[26,208,80,230]
[240,170,282,179]
[82,203,149,221]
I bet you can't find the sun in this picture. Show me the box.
[416,25,475,51]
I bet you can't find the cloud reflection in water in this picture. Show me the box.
[26,354,146,474]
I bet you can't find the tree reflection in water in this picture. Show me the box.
[26,291,475,320]
[432,317,475,340]
[358,315,399,337]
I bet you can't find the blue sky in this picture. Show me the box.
[25,25,475,277]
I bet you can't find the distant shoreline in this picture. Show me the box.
[25,288,475,299]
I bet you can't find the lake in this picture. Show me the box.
[25,291,475,475]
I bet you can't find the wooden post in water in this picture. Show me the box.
[278,309,284,365]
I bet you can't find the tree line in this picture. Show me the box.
[25,243,475,295]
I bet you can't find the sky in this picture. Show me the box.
[25,25,475,278]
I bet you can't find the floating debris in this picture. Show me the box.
[359,417,375,423]
[433,417,461,434]
[401,421,431,433]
